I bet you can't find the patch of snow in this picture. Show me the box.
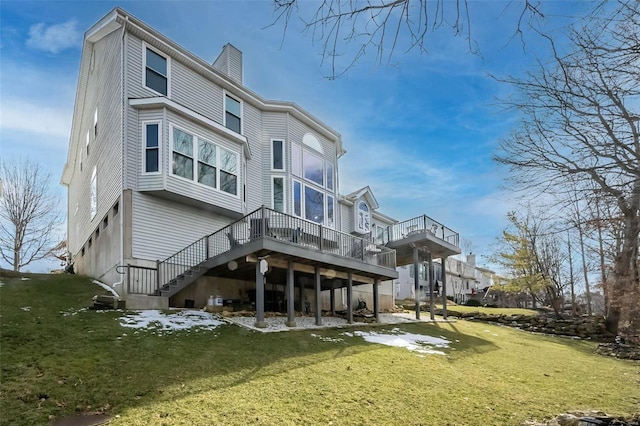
[92,280,119,298]
[310,333,344,343]
[20,306,31,312]
[20,277,31,281]
[118,310,224,332]
[343,329,450,356]
[60,307,88,317]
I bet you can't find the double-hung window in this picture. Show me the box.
[197,140,216,187]
[272,177,285,212]
[225,95,241,133]
[145,47,168,96]
[219,148,237,195]
[170,125,239,196]
[172,128,193,179]
[272,139,284,171]
[144,122,160,173]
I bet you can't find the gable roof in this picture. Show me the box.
[343,186,380,210]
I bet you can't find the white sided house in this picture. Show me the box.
[61,8,460,327]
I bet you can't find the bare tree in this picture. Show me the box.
[495,1,640,341]
[271,0,544,78]
[0,159,62,272]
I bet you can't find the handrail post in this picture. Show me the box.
[205,236,210,259]
[156,260,160,293]
[126,264,131,294]
[319,225,324,251]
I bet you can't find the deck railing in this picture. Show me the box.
[388,214,459,247]
[156,206,397,292]
[124,264,159,295]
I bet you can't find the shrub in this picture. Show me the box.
[465,299,481,307]
[446,296,455,302]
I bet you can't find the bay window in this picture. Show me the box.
[220,148,237,195]
[172,128,194,179]
[144,122,160,173]
[171,125,239,196]
[197,139,216,187]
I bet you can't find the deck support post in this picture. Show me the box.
[413,246,420,320]
[298,279,303,313]
[428,252,435,320]
[285,260,296,327]
[330,287,336,316]
[314,267,322,326]
[441,256,448,320]
[347,272,353,324]
[373,279,380,322]
[255,261,266,328]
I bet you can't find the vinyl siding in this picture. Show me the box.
[339,202,353,234]
[131,191,232,260]
[260,111,288,211]
[68,29,123,261]
[242,101,263,213]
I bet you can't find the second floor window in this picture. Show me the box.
[144,123,160,173]
[225,95,241,133]
[171,125,239,196]
[145,47,168,96]
[272,139,284,170]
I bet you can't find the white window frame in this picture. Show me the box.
[85,130,90,156]
[292,179,302,218]
[93,107,98,138]
[223,91,242,134]
[142,42,171,97]
[291,142,302,177]
[142,120,162,175]
[326,161,334,191]
[356,200,370,234]
[272,176,286,213]
[90,166,97,220]
[271,139,285,171]
[169,123,240,198]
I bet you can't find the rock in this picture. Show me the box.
[557,413,580,426]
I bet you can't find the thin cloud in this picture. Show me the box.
[0,97,71,141]
[26,19,81,54]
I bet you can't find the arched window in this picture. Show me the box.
[357,201,370,234]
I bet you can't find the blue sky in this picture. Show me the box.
[0,1,592,272]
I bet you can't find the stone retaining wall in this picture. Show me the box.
[437,309,615,341]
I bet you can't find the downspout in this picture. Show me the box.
[114,16,128,296]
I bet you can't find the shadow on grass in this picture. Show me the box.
[0,275,383,425]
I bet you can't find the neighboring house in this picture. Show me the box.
[61,8,460,327]
[395,254,496,305]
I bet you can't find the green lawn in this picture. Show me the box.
[1,274,638,426]
[437,304,539,316]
